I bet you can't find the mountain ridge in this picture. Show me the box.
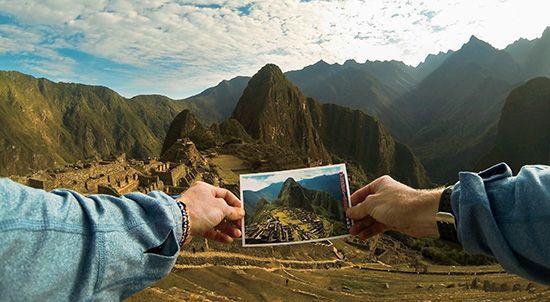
[478,77,550,172]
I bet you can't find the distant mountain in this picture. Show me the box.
[395,35,526,182]
[243,181,284,216]
[344,60,420,95]
[307,100,430,187]
[297,173,343,201]
[231,64,331,163]
[183,76,250,125]
[243,191,270,217]
[478,77,550,172]
[183,59,426,128]
[231,64,431,187]
[0,71,187,176]
[414,50,454,81]
[505,26,550,79]
[285,60,414,131]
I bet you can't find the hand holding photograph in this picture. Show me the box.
[240,164,352,247]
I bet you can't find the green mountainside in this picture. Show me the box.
[478,77,550,172]
[161,109,216,154]
[231,64,332,164]
[0,71,188,176]
[0,71,252,176]
[275,177,344,222]
[307,100,430,187]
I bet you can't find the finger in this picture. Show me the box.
[349,217,376,235]
[224,206,245,222]
[212,186,242,208]
[215,221,242,238]
[203,229,234,244]
[350,176,389,206]
[358,223,387,240]
[346,196,378,220]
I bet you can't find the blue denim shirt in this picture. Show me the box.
[452,163,550,284]
[2,162,550,301]
[0,179,183,301]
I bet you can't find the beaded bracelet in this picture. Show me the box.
[176,201,191,247]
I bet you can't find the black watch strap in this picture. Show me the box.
[437,186,459,243]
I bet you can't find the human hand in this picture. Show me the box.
[346,176,442,239]
[178,181,245,244]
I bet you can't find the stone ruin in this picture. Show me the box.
[22,150,217,197]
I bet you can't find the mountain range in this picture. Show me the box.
[243,173,344,217]
[245,176,345,224]
[164,63,431,188]
[170,26,550,183]
[1,26,548,182]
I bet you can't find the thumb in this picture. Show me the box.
[224,206,245,221]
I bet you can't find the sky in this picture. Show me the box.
[0,0,548,99]
[241,164,344,192]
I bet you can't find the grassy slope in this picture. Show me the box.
[0,71,187,176]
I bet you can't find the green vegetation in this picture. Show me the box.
[0,71,188,176]
[388,232,496,266]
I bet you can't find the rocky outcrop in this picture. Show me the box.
[231,64,331,163]
[161,109,216,154]
[307,100,430,187]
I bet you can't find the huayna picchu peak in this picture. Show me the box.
[231,63,332,164]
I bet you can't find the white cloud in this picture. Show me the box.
[241,165,345,192]
[0,0,548,98]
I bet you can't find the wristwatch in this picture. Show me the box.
[436,186,459,243]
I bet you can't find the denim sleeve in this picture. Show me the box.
[0,178,183,301]
[451,163,550,284]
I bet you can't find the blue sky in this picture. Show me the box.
[0,0,548,98]
[241,164,345,191]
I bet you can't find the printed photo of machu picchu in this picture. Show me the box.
[241,164,351,246]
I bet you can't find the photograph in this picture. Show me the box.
[240,164,352,246]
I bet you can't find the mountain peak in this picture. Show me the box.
[256,63,284,79]
[465,35,493,48]
[277,177,313,211]
[231,64,331,163]
[343,59,359,67]
[313,59,330,66]
[451,35,497,62]
[542,26,550,38]
[468,35,481,42]
[282,177,298,187]
[161,109,205,155]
